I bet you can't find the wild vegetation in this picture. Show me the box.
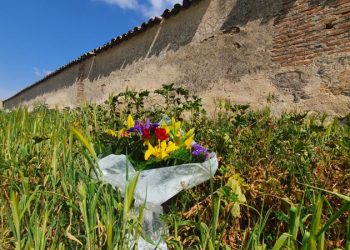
[0,84,349,249]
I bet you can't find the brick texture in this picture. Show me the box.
[273,0,350,66]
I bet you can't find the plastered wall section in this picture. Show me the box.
[4,64,80,109]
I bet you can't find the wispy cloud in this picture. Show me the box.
[97,0,140,9]
[143,0,180,17]
[33,67,53,78]
[95,0,180,17]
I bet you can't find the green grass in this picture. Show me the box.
[0,88,349,249]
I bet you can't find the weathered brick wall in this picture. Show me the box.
[272,0,350,66]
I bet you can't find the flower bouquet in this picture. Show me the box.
[99,115,218,250]
[105,115,210,170]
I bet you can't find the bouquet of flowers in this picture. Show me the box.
[106,115,210,170]
[100,115,218,249]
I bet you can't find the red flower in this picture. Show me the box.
[143,128,151,140]
[155,128,169,141]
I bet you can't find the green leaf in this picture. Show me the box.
[309,194,324,250]
[301,231,310,250]
[346,214,350,250]
[272,233,290,250]
[211,197,221,245]
[317,202,350,238]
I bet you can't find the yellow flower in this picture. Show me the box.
[118,128,129,137]
[184,134,194,149]
[126,115,135,129]
[105,129,118,138]
[106,115,135,138]
[161,121,170,134]
[161,117,185,143]
[181,128,195,148]
[171,117,182,136]
[144,140,179,160]
[184,128,195,139]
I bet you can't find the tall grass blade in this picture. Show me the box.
[346,215,350,250]
[271,233,290,250]
[10,192,21,250]
[309,194,324,250]
[301,184,350,202]
[317,201,350,237]
[211,196,220,246]
[302,231,310,250]
[289,204,301,249]
[70,126,97,160]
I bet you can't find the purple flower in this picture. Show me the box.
[128,119,159,137]
[144,119,159,130]
[127,120,143,134]
[192,143,209,160]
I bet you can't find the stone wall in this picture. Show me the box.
[3,0,350,116]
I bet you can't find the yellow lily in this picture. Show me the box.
[161,121,170,134]
[161,117,186,144]
[126,115,135,129]
[144,140,179,160]
[106,115,135,138]
[170,117,182,137]
[118,128,129,137]
[184,134,194,149]
[181,127,195,149]
[184,128,195,139]
[105,129,118,138]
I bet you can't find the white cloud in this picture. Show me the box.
[33,67,53,78]
[96,0,140,9]
[96,0,180,17]
[142,0,180,17]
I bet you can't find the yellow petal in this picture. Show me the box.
[184,135,194,149]
[118,128,127,137]
[175,121,181,131]
[171,117,176,131]
[161,121,170,134]
[166,141,179,153]
[185,128,195,139]
[105,129,118,138]
[127,115,135,129]
[145,150,152,160]
[160,151,169,160]
[171,117,181,133]
[160,140,167,150]
[144,141,155,160]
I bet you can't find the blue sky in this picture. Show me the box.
[0,0,179,100]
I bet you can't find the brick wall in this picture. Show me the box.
[272,0,350,67]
